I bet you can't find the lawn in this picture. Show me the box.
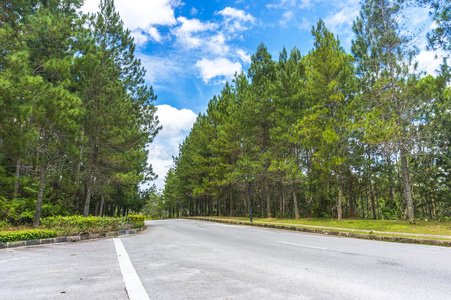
[202,216,451,237]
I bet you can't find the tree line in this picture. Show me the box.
[163,0,450,223]
[0,0,160,226]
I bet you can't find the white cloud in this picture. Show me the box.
[265,0,322,32]
[415,49,446,75]
[131,27,162,46]
[146,105,197,190]
[218,7,255,22]
[217,7,256,32]
[237,49,251,64]
[176,16,217,34]
[148,27,162,42]
[116,0,177,29]
[323,0,360,48]
[267,0,312,10]
[156,105,198,138]
[81,0,179,46]
[195,58,242,83]
[131,31,148,46]
[83,1,254,84]
[298,0,313,9]
[298,17,311,31]
[173,17,219,49]
[79,0,100,14]
[324,3,359,31]
[206,33,230,56]
[139,54,184,85]
[280,10,294,26]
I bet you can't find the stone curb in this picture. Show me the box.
[188,218,451,247]
[0,226,146,249]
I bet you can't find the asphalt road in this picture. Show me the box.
[1,219,450,300]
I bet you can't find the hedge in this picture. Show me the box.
[0,229,58,243]
[41,215,144,236]
[126,215,145,228]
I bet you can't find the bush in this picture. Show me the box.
[41,216,131,236]
[126,215,145,228]
[381,207,398,220]
[0,229,58,243]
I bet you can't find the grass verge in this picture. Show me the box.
[208,216,451,236]
[187,217,451,245]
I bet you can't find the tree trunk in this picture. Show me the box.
[349,177,355,218]
[266,181,271,218]
[83,173,93,217]
[13,158,21,199]
[260,181,264,217]
[242,186,247,217]
[210,196,213,216]
[374,182,380,220]
[99,196,105,217]
[370,181,377,219]
[95,198,100,216]
[292,184,299,220]
[360,188,365,219]
[229,186,233,217]
[338,176,343,221]
[33,164,46,227]
[282,185,286,218]
[279,184,283,218]
[430,185,436,219]
[400,147,415,224]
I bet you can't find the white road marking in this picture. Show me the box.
[277,241,327,250]
[113,238,150,300]
[213,223,239,227]
[167,226,176,229]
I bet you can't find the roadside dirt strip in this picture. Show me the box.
[187,218,451,247]
[0,227,146,249]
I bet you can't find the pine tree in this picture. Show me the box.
[78,0,159,216]
[293,20,356,221]
[352,0,421,223]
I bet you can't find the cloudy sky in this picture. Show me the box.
[81,0,442,191]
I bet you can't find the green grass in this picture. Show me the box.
[201,216,451,237]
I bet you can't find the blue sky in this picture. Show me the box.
[81,0,442,190]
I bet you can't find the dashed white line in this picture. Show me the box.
[277,241,327,250]
[114,238,150,300]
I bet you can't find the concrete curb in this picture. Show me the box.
[0,226,146,249]
[188,218,451,247]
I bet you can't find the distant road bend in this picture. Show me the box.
[1,219,450,299]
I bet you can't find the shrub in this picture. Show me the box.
[126,215,145,228]
[0,229,58,243]
[41,216,130,236]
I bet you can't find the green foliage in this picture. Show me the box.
[427,0,451,52]
[126,215,145,228]
[163,1,451,223]
[41,215,134,235]
[0,0,159,224]
[0,229,58,243]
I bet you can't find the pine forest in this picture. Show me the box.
[162,1,451,224]
[0,0,450,226]
[1,0,160,226]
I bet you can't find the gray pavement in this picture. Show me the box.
[1,219,450,299]
[0,238,127,299]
